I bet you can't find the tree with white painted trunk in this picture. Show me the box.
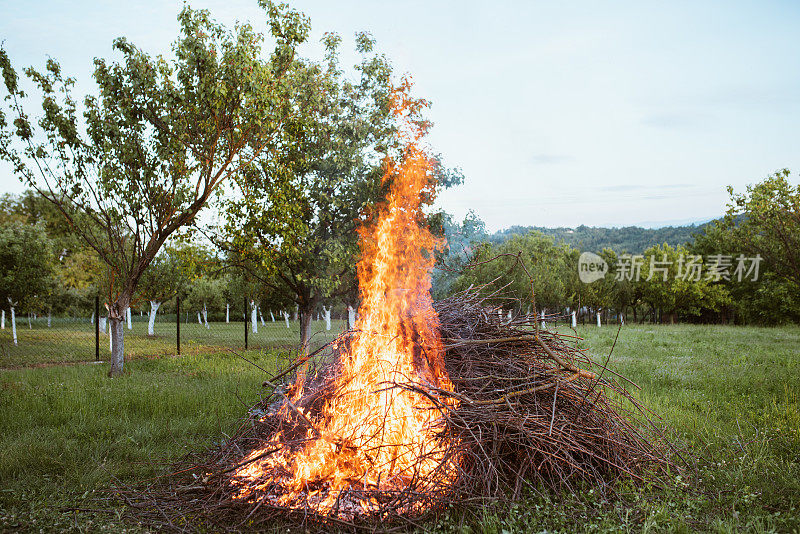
[147,301,161,336]
[186,276,224,331]
[251,301,259,334]
[7,300,17,345]
[322,305,331,331]
[139,250,184,337]
[0,223,55,347]
[0,4,309,376]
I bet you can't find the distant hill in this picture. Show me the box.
[488,223,714,254]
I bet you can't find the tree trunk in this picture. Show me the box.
[203,304,209,329]
[259,312,265,326]
[126,307,132,329]
[323,306,331,331]
[596,311,601,327]
[347,305,356,329]
[251,302,258,334]
[571,310,576,327]
[47,309,52,327]
[1,309,4,330]
[108,317,125,377]
[226,303,230,323]
[99,316,107,334]
[299,307,313,355]
[270,311,275,322]
[28,313,31,329]
[283,311,290,329]
[10,305,17,345]
[148,301,161,336]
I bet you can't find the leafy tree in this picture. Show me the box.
[487,223,704,254]
[0,3,309,375]
[137,247,187,335]
[687,170,800,325]
[638,243,729,323]
[722,169,800,287]
[0,222,55,345]
[1,190,103,319]
[221,34,462,351]
[693,214,800,325]
[578,248,622,321]
[185,275,225,328]
[453,231,573,314]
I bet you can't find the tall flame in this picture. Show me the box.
[232,82,455,513]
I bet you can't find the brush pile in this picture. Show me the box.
[120,288,671,531]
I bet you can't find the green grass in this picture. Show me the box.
[1,324,799,532]
[435,324,800,533]
[0,317,346,368]
[0,350,282,532]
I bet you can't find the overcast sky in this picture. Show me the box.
[2,0,799,231]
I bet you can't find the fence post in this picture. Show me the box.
[244,296,248,351]
[176,295,181,356]
[95,296,100,361]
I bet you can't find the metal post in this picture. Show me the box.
[244,297,249,350]
[176,296,181,356]
[95,296,100,361]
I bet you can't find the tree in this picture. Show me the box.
[692,213,800,325]
[722,169,800,287]
[1,190,104,321]
[137,248,185,336]
[185,275,224,328]
[0,3,309,375]
[575,248,623,322]
[453,231,573,314]
[221,34,462,352]
[0,222,55,345]
[638,243,729,324]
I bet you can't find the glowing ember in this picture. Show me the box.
[230,81,457,514]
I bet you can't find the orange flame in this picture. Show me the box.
[231,81,456,513]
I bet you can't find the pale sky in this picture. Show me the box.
[2,0,799,231]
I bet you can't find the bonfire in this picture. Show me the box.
[121,84,672,530]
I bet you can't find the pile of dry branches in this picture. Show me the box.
[119,287,672,531]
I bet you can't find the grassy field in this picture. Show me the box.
[1,324,799,532]
[0,317,346,368]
